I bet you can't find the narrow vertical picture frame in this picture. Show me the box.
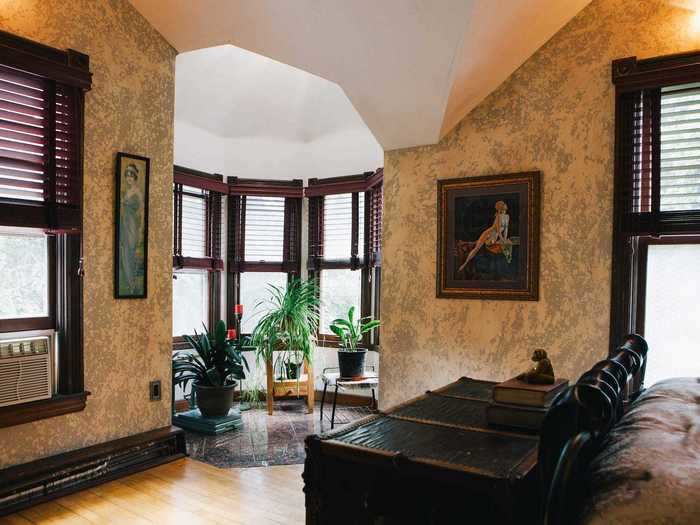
[114,152,150,299]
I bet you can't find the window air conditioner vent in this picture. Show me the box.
[0,333,52,408]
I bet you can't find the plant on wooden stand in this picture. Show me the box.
[250,278,319,389]
[172,320,248,417]
[330,306,380,379]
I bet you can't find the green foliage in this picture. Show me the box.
[172,320,249,389]
[330,306,381,351]
[250,278,320,366]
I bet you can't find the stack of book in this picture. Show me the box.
[486,377,568,432]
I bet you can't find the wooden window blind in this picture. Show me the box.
[659,84,700,212]
[227,178,303,273]
[173,166,225,270]
[244,196,285,262]
[368,171,383,267]
[0,65,83,231]
[307,169,382,270]
[613,56,700,238]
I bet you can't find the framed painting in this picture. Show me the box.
[114,152,150,299]
[436,171,540,300]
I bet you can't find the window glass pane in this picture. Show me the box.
[0,232,48,319]
[660,84,700,211]
[173,270,208,337]
[239,272,287,334]
[181,186,206,257]
[244,196,285,262]
[320,269,361,334]
[643,243,700,384]
[323,193,352,259]
[358,192,365,258]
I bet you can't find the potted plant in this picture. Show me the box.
[172,320,248,417]
[250,278,319,386]
[330,306,380,379]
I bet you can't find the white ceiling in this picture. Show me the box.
[175,45,375,143]
[174,45,384,180]
[130,0,591,151]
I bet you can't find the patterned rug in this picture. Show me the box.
[182,399,374,468]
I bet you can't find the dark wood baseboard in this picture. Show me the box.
[0,426,186,516]
[174,390,374,413]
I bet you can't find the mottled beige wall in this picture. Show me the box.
[380,0,700,408]
[0,0,175,467]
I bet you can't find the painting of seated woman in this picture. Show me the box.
[437,171,540,300]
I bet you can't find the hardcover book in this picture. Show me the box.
[492,377,568,407]
[486,402,548,431]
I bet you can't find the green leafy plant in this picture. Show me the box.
[330,306,381,351]
[172,320,248,389]
[250,278,320,368]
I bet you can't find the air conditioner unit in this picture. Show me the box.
[0,330,53,408]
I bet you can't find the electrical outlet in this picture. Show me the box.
[149,380,161,401]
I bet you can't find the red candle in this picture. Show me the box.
[234,304,244,315]
[227,328,237,340]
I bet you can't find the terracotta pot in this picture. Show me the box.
[194,382,236,418]
[338,348,367,379]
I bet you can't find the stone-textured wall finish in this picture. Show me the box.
[0,0,175,467]
[380,0,700,409]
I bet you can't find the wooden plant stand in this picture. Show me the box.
[266,358,314,415]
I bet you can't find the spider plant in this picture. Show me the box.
[250,278,320,369]
[330,306,381,351]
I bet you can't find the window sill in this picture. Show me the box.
[0,391,90,429]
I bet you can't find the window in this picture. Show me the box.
[640,241,700,384]
[0,31,91,426]
[0,232,50,321]
[307,171,383,346]
[611,53,700,386]
[239,271,288,334]
[227,178,303,332]
[172,270,209,337]
[319,268,362,333]
[172,167,227,342]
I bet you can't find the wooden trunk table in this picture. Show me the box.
[303,377,540,524]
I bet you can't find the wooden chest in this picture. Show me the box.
[303,378,541,524]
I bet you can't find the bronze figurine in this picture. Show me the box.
[518,349,555,384]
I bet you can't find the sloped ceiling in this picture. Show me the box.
[130,0,591,150]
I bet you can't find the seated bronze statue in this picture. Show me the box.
[518,349,555,384]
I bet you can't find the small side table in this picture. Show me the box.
[320,368,378,429]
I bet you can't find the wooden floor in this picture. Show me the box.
[0,459,305,525]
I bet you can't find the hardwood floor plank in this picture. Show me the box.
[1,459,306,525]
[18,501,92,525]
[0,515,34,525]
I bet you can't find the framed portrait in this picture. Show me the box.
[114,152,150,299]
[436,171,540,300]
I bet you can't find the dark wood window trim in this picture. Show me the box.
[307,171,383,348]
[0,392,88,429]
[610,51,700,353]
[0,31,91,427]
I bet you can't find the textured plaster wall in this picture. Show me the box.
[0,0,175,467]
[380,0,700,409]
